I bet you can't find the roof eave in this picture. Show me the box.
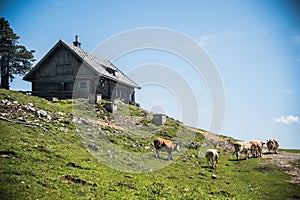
[24,40,68,81]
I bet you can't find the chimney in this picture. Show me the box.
[73,35,81,48]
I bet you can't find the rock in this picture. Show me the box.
[17,117,26,122]
[87,144,99,151]
[125,175,133,178]
[108,154,113,158]
[29,107,36,112]
[1,99,8,104]
[79,118,89,125]
[0,113,8,117]
[47,115,52,121]
[250,186,259,191]
[57,111,64,116]
[211,174,217,179]
[72,117,89,125]
[37,110,47,117]
[24,103,36,112]
[189,142,200,149]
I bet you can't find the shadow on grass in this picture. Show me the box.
[263,152,277,155]
[201,166,215,171]
[228,158,247,162]
[153,155,173,161]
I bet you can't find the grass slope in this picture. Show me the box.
[0,89,299,199]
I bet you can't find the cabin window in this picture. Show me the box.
[56,64,72,75]
[80,82,87,89]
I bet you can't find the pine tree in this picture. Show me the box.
[0,17,35,89]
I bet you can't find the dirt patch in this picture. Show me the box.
[93,120,124,131]
[61,175,97,186]
[253,165,277,173]
[263,151,300,184]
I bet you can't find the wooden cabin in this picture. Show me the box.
[23,36,140,103]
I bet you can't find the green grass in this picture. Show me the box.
[280,149,300,154]
[0,89,299,199]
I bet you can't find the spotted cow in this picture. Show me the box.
[267,139,279,154]
[233,141,252,161]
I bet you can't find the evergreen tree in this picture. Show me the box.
[0,17,35,89]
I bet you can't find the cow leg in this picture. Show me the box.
[236,152,239,161]
[155,149,160,158]
[211,159,215,169]
[246,151,250,159]
[169,151,173,160]
[251,148,256,158]
[259,149,262,157]
[215,157,218,168]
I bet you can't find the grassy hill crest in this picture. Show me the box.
[0,89,299,199]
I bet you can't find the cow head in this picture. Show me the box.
[274,140,279,147]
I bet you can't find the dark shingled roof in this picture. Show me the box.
[24,40,140,89]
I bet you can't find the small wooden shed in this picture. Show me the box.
[23,36,140,103]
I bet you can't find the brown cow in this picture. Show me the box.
[233,141,252,161]
[153,138,180,160]
[267,139,279,154]
[250,140,265,158]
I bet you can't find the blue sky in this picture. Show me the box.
[1,0,299,149]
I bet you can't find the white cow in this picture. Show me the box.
[205,149,219,169]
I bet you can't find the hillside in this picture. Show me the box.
[0,89,299,199]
